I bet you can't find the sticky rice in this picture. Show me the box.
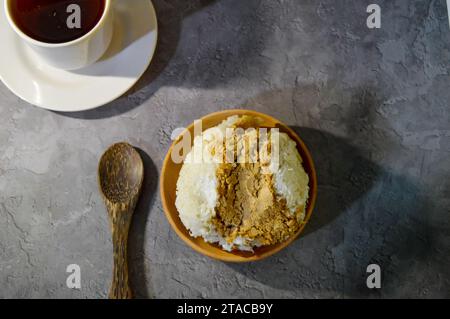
[175,116,309,251]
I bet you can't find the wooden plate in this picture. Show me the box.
[160,109,317,262]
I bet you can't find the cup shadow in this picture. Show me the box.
[127,147,158,299]
[57,0,218,120]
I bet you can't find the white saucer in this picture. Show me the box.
[0,0,158,112]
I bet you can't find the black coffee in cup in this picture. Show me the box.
[8,0,105,44]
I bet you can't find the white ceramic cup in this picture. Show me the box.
[4,0,113,70]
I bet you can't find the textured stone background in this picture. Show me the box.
[1,0,449,298]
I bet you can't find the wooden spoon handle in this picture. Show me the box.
[108,203,133,299]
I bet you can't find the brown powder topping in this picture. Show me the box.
[211,118,301,248]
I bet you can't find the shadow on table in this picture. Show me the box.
[226,85,438,297]
[226,126,437,296]
[127,148,158,299]
[55,0,216,119]
[57,0,271,120]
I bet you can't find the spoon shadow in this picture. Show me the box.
[127,147,158,299]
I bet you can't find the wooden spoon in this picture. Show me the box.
[98,142,144,299]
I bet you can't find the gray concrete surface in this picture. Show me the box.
[1,0,449,298]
